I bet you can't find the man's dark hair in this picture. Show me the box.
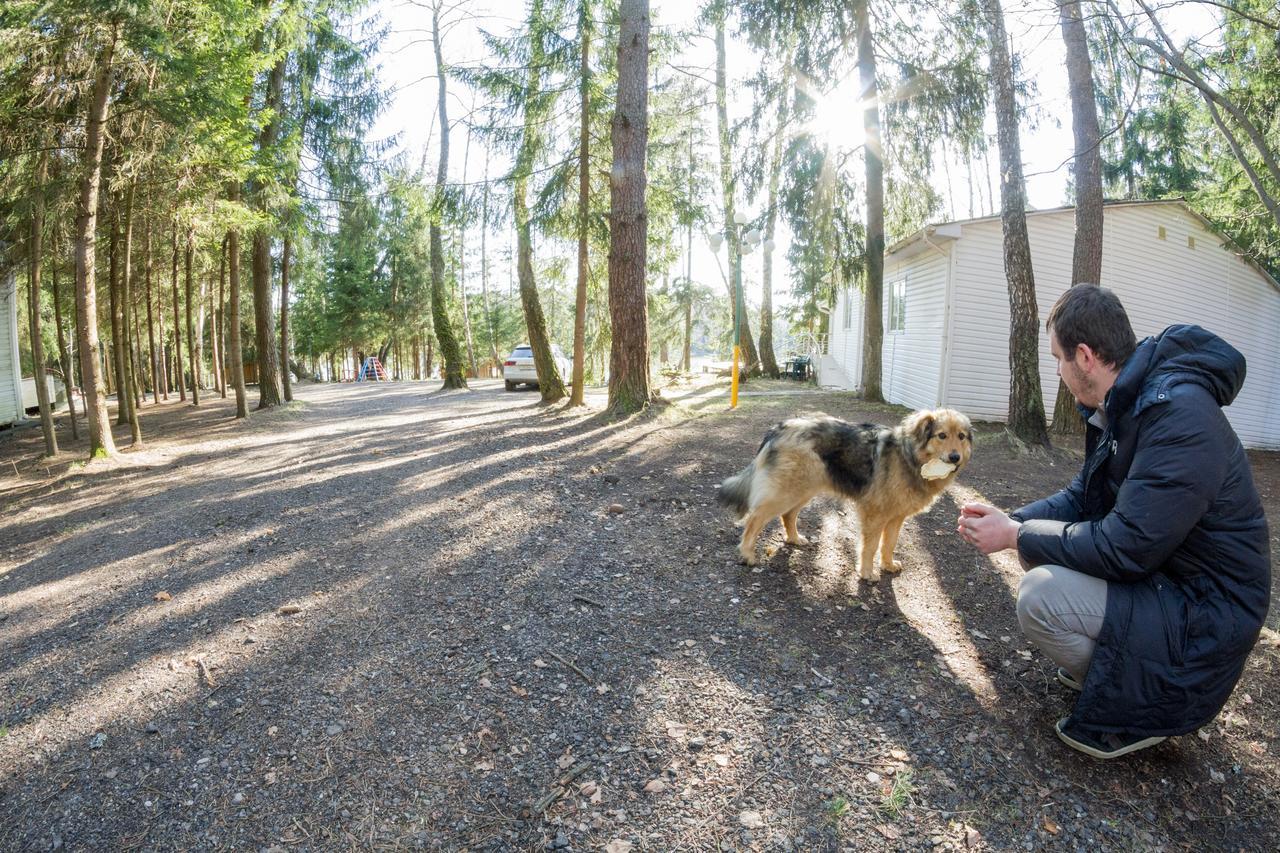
[1046,284,1136,368]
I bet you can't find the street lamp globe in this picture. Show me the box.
[733,210,749,226]
[708,232,724,252]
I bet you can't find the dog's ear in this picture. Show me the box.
[905,410,936,445]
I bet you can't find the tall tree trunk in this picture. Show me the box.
[226,191,248,418]
[74,32,118,457]
[109,210,128,424]
[760,57,792,380]
[458,129,479,379]
[121,185,141,443]
[251,51,286,409]
[714,10,760,378]
[28,154,57,456]
[144,216,160,407]
[983,0,1049,446]
[280,234,293,401]
[50,227,79,439]
[217,235,227,398]
[855,0,885,402]
[606,0,652,414]
[429,5,468,390]
[185,230,200,406]
[479,149,500,371]
[512,0,566,403]
[683,130,694,374]
[169,220,185,401]
[569,0,592,407]
[1051,0,1102,438]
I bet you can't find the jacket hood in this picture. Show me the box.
[1113,324,1246,411]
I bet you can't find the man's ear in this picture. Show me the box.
[1076,343,1100,371]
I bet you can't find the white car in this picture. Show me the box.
[503,344,571,391]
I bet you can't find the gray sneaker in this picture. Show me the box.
[1056,667,1082,692]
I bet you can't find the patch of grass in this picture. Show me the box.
[880,769,916,819]
[824,795,850,825]
[0,724,8,739]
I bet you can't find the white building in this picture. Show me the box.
[822,199,1280,449]
[1,269,23,426]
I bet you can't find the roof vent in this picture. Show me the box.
[1157,225,1166,240]
[1187,235,1196,250]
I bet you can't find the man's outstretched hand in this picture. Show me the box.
[957,502,1021,554]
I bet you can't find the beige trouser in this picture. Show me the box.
[1016,564,1109,685]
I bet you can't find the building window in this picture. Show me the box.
[889,278,906,333]
[842,288,853,329]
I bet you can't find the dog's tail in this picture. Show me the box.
[716,463,755,518]
[717,423,784,517]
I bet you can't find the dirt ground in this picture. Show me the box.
[2,377,1279,853]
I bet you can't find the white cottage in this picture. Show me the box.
[822,199,1280,449]
[1,269,24,426]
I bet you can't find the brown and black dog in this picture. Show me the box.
[717,409,973,579]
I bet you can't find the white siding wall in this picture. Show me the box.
[1,272,20,425]
[882,247,950,409]
[827,286,863,390]
[944,204,1280,447]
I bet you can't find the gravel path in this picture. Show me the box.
[1,378,1278,852]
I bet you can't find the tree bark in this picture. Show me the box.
[606,0,652,414]
[212,235,224,396]
[570,0,592,406]
[50,226,79,439]
[479,150,500,371]
[983,0,1049,446]
[513,0,566,403]
[759,58,792,380]
[1052,0,1101,438]
[251,51,287,409]
[226,191,248,418]
[169,220,185,401]
[280,234,293,401]
[185,230,200,406]
[714,10,760,379]
[74,32,118,457]
[855,0,884,402]
[144,216,161,406]
[109,209,128,424]
[429,4,469,390]
[121,185,141,443]
[28,154,57,456]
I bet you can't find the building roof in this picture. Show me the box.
[886,198,1280,291]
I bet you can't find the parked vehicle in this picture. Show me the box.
[503,344,570,391]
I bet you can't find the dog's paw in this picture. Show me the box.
[882,559,904,574]
[739,552,758,566]
[786,534,810,547]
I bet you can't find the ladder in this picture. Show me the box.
[356,356,389,382]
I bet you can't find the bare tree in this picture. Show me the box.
[606,0,652,414]
[74,31,119,458]
[429,2,469,389]
[1051,0,1104,437]
[982,0,1049,445]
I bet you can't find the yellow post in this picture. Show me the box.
[730,344,740,409]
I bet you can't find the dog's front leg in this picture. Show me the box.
[857,520,885,581]
[880,517,906,573]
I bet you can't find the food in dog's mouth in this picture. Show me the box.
[920,458,956,480]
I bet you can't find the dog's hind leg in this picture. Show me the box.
[880,517,907,574]
[738,509,771,565]
[781,501,811,546]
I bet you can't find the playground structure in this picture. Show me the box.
[356,356,389,382]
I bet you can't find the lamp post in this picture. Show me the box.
[710,211,762,408]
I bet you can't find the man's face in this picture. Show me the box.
[1050,330,1097,408]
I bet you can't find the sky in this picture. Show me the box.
[363,0,1217,331]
